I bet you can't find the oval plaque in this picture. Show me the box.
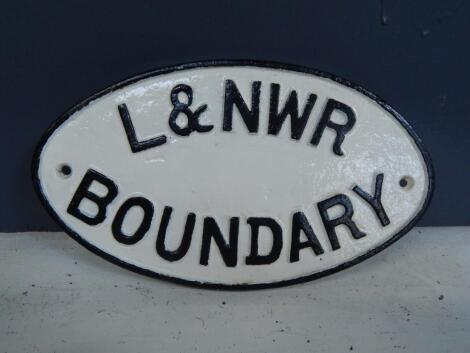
[32,61,434,289]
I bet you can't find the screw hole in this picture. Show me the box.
[57,164,72,178]
[399,178,408,188]
[399,176,414,189]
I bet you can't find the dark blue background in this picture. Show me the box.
[1,0,468,231]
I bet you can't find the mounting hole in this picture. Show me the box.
[399,176,414,189]
[57,164,72,178]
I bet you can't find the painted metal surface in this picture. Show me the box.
[33,62,433,288]
[1,228,469,353]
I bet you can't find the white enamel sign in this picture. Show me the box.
[33,61,434,289]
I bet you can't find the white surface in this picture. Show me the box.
[36,65,430,285]
[1,227,469,353]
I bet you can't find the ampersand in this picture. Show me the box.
[169,84,213,136]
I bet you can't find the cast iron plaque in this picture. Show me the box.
[32,61,434,289]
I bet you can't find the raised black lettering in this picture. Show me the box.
[268,83,317,139]
[317,194,366,251]
[353,173,390,226]
[310,99,356,156]
[112,197,154,245]
[290,211,324,262]
[156,206,196,262]
[169,84,213,136]
[67,169,118,226]
[118,103,167,153]
[200,217,239,267]
[223,80,261,133]
[246,217,283,265]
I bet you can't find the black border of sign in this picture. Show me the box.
[31,60,435,290]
